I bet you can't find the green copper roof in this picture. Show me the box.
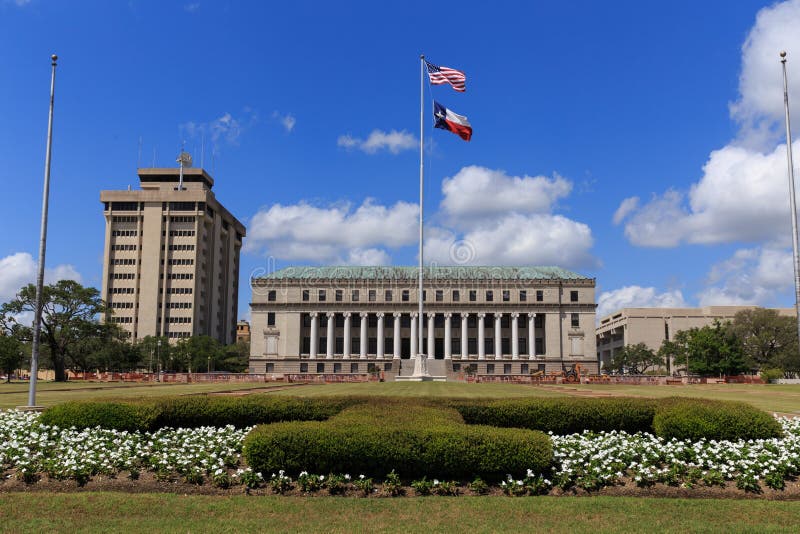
[257,266,590,281]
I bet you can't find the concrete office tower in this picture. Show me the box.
[100,167,246,344]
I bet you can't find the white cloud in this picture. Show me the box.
[245,200,418,263]
[424,214,595,268]
[597,286,686,319]
[697,245,793,306]
[272,111,296,132]
[180,110,256,152]
[0,252,82,302]
[439,166,572,227]
[622,0,800,248]
[612,196,639,225]
[337,129,417,154]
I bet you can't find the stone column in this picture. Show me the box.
[427,313,435,359]
[528,313,536,359]
[309,312,318,359]
[393,313,402,359]
[326,312,335,359]
[511,313,519,360]
[343,312,352,358]
[494,313,502,359]
[360,312,368,359]
[478,313,486,360]
[461,313,469,360]
[376,313,385,360]
[410,312,418,357]
[444,313,452,359]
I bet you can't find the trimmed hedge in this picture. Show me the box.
[652,398,783,441]
[243,401,553,481]
[39,396,359,432]
[451,397,658,435]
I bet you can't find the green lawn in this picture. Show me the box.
[3,493,800,533]
[0,381,290,410]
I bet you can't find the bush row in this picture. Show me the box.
[451,397,783,440]
[242,402,553,481]
[39,395,359,433]
[39,394,784,441]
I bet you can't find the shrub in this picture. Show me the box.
[651,398,783,441]
[243,401,553,481]
[761,368,784,382]
[40,401,158,433]
[452,397,657,435]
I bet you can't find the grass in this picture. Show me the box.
[3,493,800,533]
[0,381,290,410]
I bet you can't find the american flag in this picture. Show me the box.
[425,60,466,92]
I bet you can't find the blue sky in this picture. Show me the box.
[2,0,800,321]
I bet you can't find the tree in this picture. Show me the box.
[69,323,141,374]
[0,280,105,381]
[669,321,748,376]
[610,343,664,375]
[730,308,798,371]
[137,336,171,373]
[0,335,24,382]
[219,340,250,373]
[172,336,224,373]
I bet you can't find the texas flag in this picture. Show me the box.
[433,101,472,142]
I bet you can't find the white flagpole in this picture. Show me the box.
[780,51,800,358]
[417,54,426,368]
[27,54,58,408]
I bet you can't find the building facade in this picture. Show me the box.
[236,320,251,344]
[595,306,796,370]
[249,266,598,379]
[100,167,246,345]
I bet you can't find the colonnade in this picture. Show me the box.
[305,311,541,360]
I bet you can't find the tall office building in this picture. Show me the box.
[100,166,246,344]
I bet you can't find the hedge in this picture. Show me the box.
[39,396,359,432]
[242,401,553,481]
[451,397,658,435]
[652,398,783,441]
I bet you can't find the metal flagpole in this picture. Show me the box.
[417,54,426,369]
[780,51,800,359]
[27,54,58,408]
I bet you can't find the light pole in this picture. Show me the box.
[25,54,58,409]
[156,339,162,381]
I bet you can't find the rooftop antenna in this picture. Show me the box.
[176,141,192,191]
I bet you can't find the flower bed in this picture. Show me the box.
[2,409,800,495]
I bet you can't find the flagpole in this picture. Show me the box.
[780,51,800,359]
[417,54,426,370]
[26,54,58,409]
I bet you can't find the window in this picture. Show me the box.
[486,290,493,302]
[487,364,495,374]
[504,363,512,374]
[350,363,359,373]
[318,290,326,302]
[519,290,527,302]
[536,290,543,302]
[571,313,580,328]
[302,290,310,301]
[435,290,443,302]
[352,289,360,301]
[502,290,510,302]
[267,312,275,326]
[316,363,325,373]
[268,290,277,302]
[469,290,477,302]
[570,290,579,302]
[385,290,392,301]
[521,363,529,374]
[335,290,343,302]
[402,290,409,302]
[452,290,460,302]
[300,363,308,373]
[333,363,342,373]
[369,290,377,302]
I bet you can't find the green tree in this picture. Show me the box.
[730,308,798,371]
[219,340,249,373]
[137,336,171,374]
[670,321,747,376]
[69,323,141,374]
[0,335,24,382]
[0,280,105,381]
[172,335,224,373]
[610,342,664,375]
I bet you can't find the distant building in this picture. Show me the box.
[100,166,246,345]
[237,320,251,343]
[249,266,598,379]
[595,306,795,370]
